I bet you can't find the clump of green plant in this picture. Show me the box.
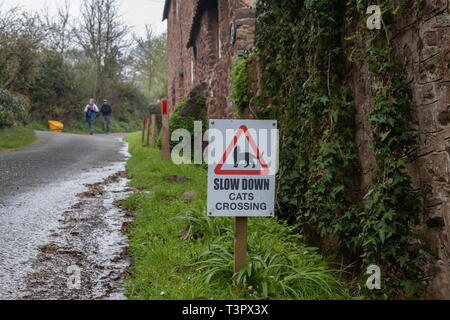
[167,98,190,149]
[156,98,188,149]
[157,95,206,152]
[178,209,231,240]
[192,215,353,299]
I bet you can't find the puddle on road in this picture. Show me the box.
[0,139,134,300]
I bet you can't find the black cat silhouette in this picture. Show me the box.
[233,146,264,168]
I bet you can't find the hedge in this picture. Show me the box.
[0,90,30,128]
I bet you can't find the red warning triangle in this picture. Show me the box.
[214,125,270,176]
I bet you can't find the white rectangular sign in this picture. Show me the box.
[207,120,278,217]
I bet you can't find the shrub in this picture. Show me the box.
[157,90,207,152]
[0,90,30,128]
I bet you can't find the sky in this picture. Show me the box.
[0,0,167,37]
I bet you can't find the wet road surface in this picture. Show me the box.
[0,131,126,200]
[0,131,133,299]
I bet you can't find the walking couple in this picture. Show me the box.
[84,98,112,135]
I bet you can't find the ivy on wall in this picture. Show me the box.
[348,0,425,297]
[254,0,361,280]
[240,0,427,297]
[231,50,256,117]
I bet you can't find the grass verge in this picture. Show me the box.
[122,132,353,300]
[0,126,38,151]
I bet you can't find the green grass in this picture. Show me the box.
[122,132,354,300]
[0,125,38,151]
[30,118,142,134]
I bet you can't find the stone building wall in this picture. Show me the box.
[164,0,257,119]
[346,1,450,299]
[207,0,257,119]
[165,0,194,113]
[193,9,218,87]
[399,1,449,299]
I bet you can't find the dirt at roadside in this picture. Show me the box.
[23,171,135,300]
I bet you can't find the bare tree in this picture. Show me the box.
[43,0,72,59]
[132,26,167,99]
[73,0,130,98]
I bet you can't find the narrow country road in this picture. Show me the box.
[0,131,126,200]
[0,131,133,300]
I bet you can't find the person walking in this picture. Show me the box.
[84,98,99,135]
[101,99,112,133]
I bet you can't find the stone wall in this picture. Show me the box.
[346,1,450,299]
[164,0,257,120]
[404,1,449,299]
[165,0,194,114]
[193,8,218,87]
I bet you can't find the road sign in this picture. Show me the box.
[207,120,278,217]
[214,124,270,176]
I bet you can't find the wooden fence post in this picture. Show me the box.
[151,114,157,148]
[161,99,170,160]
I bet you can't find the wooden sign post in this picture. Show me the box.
[161,99,170,160]
[151,114,157,148]
[234,217,248,273]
